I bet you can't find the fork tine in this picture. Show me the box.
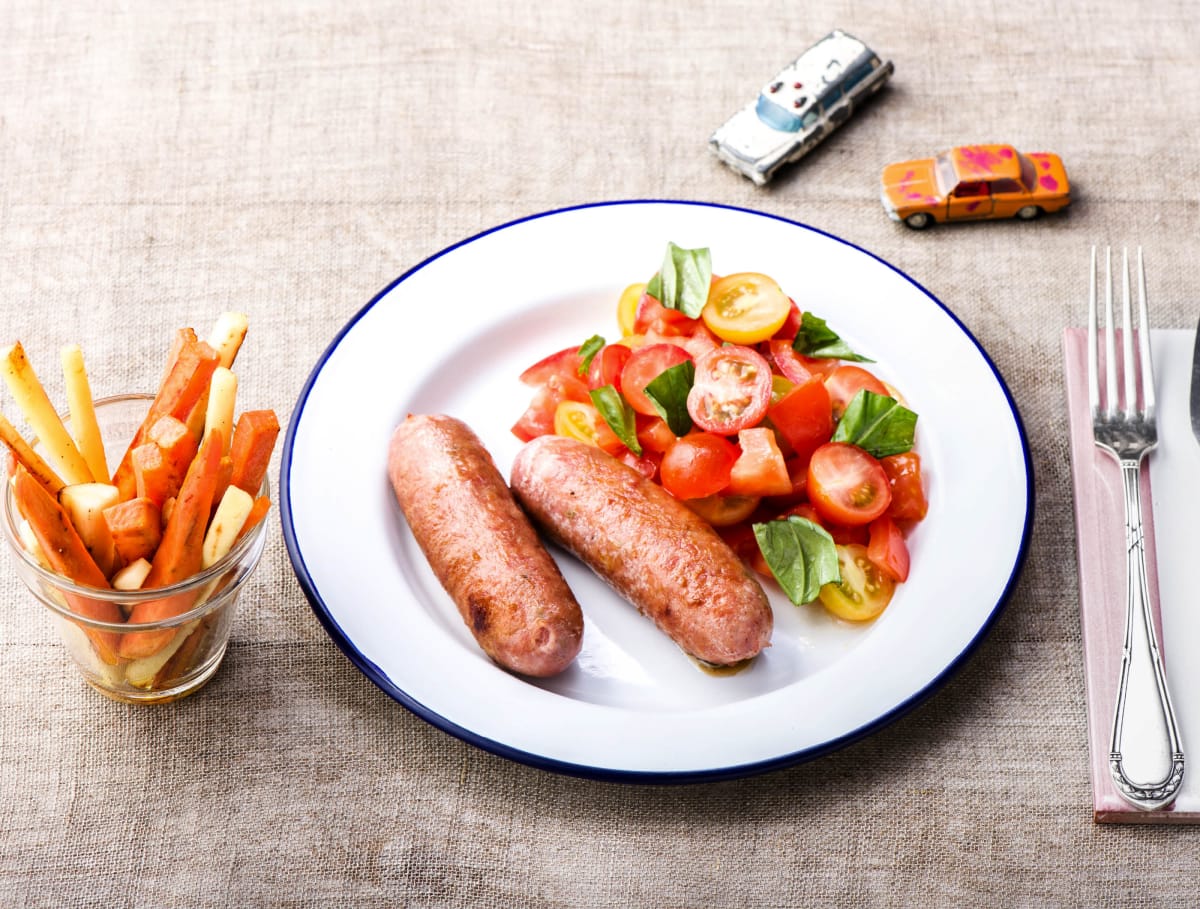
[1104,247,1118,418]
[1122,248,1136,418]
[1087,245,1100,417]
[1137,246,1155,421]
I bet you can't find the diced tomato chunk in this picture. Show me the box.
[636,415,678,454]
[587,344,632,392]
[727,427,792,497]
[868,514,910,582]
[633,293,693,336]
[718,520,772,576]
[880,452,928,521]
[519,346,584,386]
[767,377,833,464]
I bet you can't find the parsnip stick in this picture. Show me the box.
[61,343,110,483]
[201,484,254,569]
[0,411,65,495]
[207,312,249,369]
[1,342,93,485]
[204,367,237,454]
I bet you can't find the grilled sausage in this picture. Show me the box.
[387,415,583,677]
[510,435,772,666]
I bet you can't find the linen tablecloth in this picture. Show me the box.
[3,1,1200,905]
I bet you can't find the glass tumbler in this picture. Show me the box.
[2,394,269,703]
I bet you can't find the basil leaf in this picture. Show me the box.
[590,385,642,455]
[831,389,918,458]
[753,516,841,606]
[577,334,606,377]
[646,242,711,319]
[792,312,874,362]
[643,360,695,436]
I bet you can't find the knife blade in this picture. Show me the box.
[1190,314,1200,441]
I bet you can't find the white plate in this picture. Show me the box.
[281,201,1032,782]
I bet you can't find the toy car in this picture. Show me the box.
[709,30,894,186]
[880,144,1071,229]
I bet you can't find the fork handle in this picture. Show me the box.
[1109,460,1185,810]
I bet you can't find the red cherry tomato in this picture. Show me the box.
[767,377,834,464]
[772,299,803,341]
[659,432,739,500]
[587,343,632,392]
[620,343,693,416]
[686,346,772,434]
[824,365,890,418]
[868,514,910,582]
[880,451,928,522]
[806,442,892,526]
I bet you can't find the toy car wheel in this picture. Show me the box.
[1016,205,1043,220]
[904,212,933,230]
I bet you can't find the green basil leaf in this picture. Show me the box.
[646,242,711,319]
[577,334,606,377]
[792,312,874,362]
[831,389,918,458]
[643,360,695,436]
[752,516,841,606]
[590,385,642,456]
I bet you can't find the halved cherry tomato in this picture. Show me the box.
[767,377,833,464]
[880,451,928,522]
[867,514,910,582]
[727,427,792,497]
[701,273,791,344]
[620,343,693,416]
[818,543,896,621]
[807,442,892,526]
[687,346,772,434]
[587,344,632,392]
[634,293,693,337]
[825,365,890,419]
[684,493,761,527]
[553,400,624,455]
[519,346,584,386]
[617,283,646,336]
[636,414,678,454]
[659,432,738,500]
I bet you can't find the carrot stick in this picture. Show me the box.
[147,414,199,491]
[0,410,65,495]
[228,409,279,494]
[11,466,124,663]
[104,497,163,565]
[112,339,220,500]
[119,429,224,659]
[131,442,174,508]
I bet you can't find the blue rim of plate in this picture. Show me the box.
[279,199,1035,784]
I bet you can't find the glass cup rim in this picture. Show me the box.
[2,392,270,632]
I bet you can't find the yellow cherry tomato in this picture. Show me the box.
[701,272,791,344]
[617,283,646,337]
[770,374,795,404]
[818,543,896,622]
[553,400,622,453]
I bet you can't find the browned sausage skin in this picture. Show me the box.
[510,435,772,666]
[387,415,583,677]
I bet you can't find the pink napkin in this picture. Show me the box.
[1064,327,1199,823]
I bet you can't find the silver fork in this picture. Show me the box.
[1088,245,1185,810]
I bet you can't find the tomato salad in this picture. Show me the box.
[511,243,928,623]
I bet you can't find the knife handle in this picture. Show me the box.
[1109,460,1185,810]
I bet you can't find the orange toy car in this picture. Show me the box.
[881,144,1070,229]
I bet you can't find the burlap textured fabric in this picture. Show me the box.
[2,1,1200,906]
